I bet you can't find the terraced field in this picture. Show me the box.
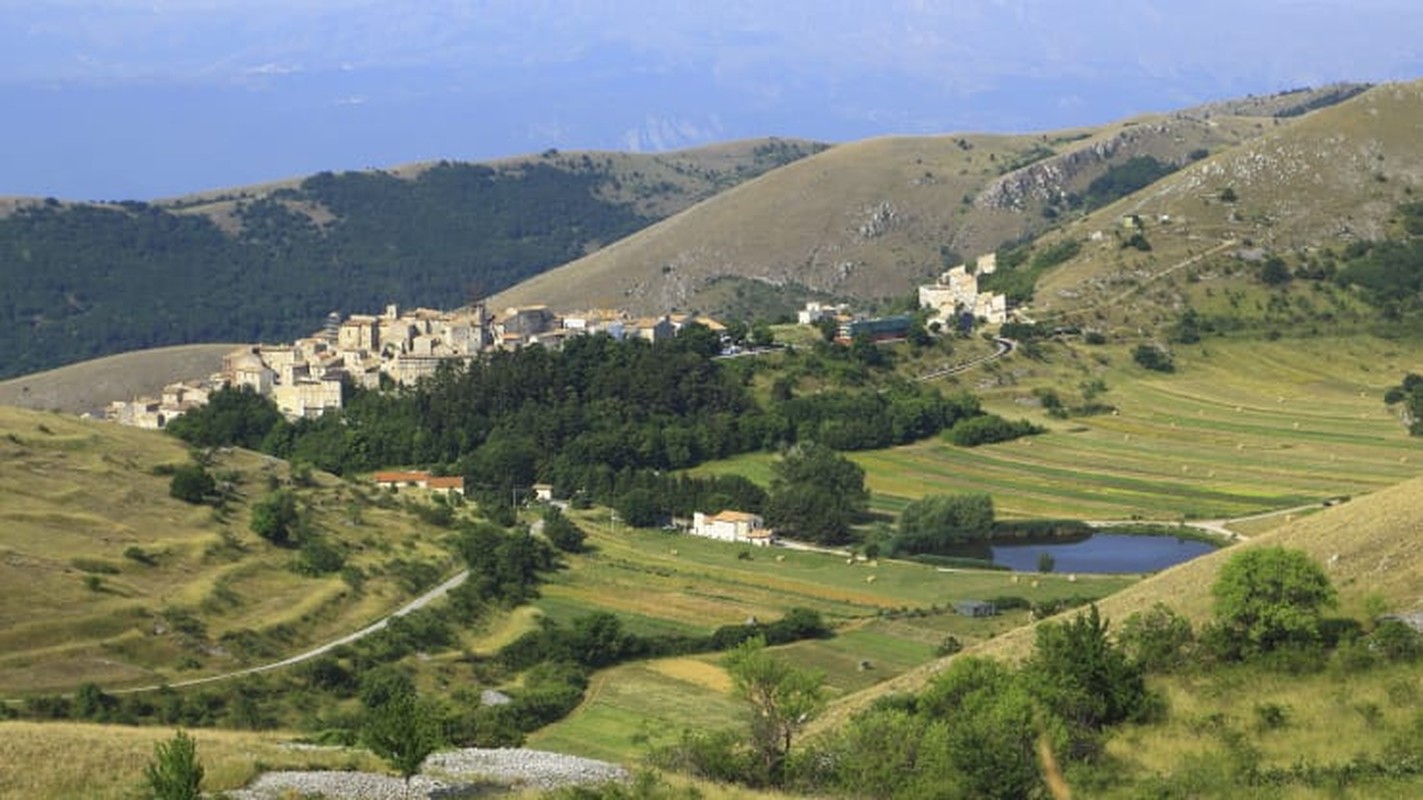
[699,336,1423,521]
[525,513,1136,762]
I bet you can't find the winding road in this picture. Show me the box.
[106,568,471,695]
[916,336,1016,382]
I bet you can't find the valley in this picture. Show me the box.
[3,81,1423,799]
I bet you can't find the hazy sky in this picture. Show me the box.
[4,1,1421,200]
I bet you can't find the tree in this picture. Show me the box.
[1118,602,1195,671]
[722,636,826,786]
[542,506,586,553]
[1210,546,1337,656]
[898,493,995,544]
[1024,604,1150,757]
[750,322,776,348]
[764,442,869,545]
[249,488,300,546]
[1037,551,1056,574]
[1259,256,1292,286]
[144,729,204,800]
[165,386,282,450]
[168,464,215,505]
[919,656,1045,800]
[363,692,443,796]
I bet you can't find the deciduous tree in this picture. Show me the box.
[1210,546,1337,656]
[723,636,826,785]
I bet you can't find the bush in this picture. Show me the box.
[947,414,1043,446]
[1118,603,1194,671]
[1132,343,1175,372]
[543,507,587,553]
[144,730,204,800]
[249,489,300,546]
[1210,547,1337,658]
[169,464,215,504]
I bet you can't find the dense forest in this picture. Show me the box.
[170,327,998,544]
[0,145,823,380]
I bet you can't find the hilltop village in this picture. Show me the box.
[105,256,1009,430]
[107,303,726,428]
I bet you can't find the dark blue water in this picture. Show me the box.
[990,533,1216,574]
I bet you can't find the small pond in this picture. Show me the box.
[990,533,1217,574]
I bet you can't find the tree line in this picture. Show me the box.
[170,328,977,543]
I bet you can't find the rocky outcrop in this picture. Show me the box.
[974,125,1179,211]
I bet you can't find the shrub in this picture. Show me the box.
[1210,547,1337,658]
[144,730,204,800]
[947,414,1043,446]
[169,464,215,504]
[1132,343,1175,372]
[1118,603,1194,671]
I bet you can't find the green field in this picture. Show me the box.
[699,337,1423,522]
[525,512,1136,762]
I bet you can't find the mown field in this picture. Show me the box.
[524,512,1136,763]
[698,336,1422,522]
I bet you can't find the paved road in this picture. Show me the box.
[108,568,470,695]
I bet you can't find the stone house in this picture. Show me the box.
[691,510,776,547]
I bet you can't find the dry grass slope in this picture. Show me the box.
[0,720,386,800]
[489,111,1271,316]
[0,406,454,694]
[0,343,244,415]
[1034,80,1423,325]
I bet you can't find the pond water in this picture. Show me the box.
[990,533,1217,574]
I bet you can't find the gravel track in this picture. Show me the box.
[224,747,627,799]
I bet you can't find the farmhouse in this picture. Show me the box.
[691,510,776,547]
[372,470,465,495]
[373,470,433,489]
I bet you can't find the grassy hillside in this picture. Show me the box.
[0,139,823,379]
[488,103,1301,317]
[794,468,1423,797]
[0,406,456,694]
[0,343,242,415]
[1027,80,1423,333]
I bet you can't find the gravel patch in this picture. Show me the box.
[223,747,627,799]
[426,747,628,790]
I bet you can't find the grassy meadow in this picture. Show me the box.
[523,511,1136,763]
[0,720,386,800]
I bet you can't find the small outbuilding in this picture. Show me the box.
[953,599,997,618]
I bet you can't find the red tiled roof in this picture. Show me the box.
[426,476,464,490]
